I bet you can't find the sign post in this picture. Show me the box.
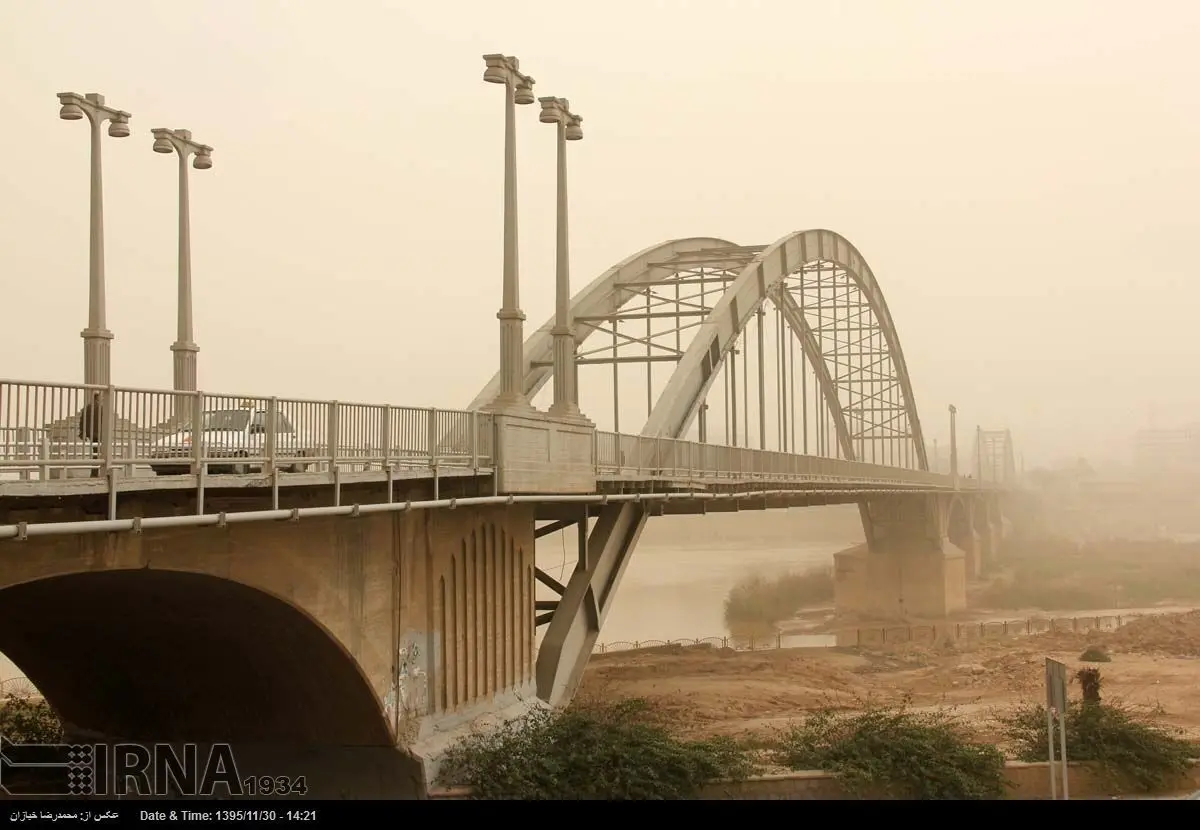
[1045,658,1070,799]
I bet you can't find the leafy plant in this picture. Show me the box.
[0,693,63,743]
[437,698,754,800]
[1076,667,1102,703]
[771,700,1008,800]
[1079,646,1111,663]
[999,699,1197,793]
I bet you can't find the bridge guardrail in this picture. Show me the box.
[2,377,980,490]
[0,379,494,481]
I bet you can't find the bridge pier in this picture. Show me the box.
[956,529,984,582]
[972,496,1005,576]
[834,495,968,619]
[947,496,982,581]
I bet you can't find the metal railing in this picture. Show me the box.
[1,377,974,491]
[0,379,494,481]
[592,613,1147,655]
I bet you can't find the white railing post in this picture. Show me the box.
[190,391,205,474]
[469,410,479,471]
[380,405,392,472]
[38,433,50,481]
[125,436,135,477]
[265,397,278,472]
[17,427,31,482]
[326,401,340,472]
[426,408,438,472]
[100,385,115,477]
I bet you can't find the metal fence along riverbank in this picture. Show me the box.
[592,612,1163,655]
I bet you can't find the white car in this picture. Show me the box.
[149,407,315,476]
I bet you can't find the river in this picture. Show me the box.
[534,504,865,647]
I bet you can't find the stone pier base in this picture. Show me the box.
[833,542,968,620]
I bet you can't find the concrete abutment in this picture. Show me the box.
[0,489,539,797]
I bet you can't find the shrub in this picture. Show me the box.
[1079,646,1111,663]
[436,698,754,800]
[999,699,1198,793]
[0,694,63,743]
[723,567,834,631]
[1076,668,1102,703]
[770,701,1008,800]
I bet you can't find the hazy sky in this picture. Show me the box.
[2,0,1197,468]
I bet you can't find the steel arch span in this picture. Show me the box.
[469,230,927,470]
[468,229,932,705]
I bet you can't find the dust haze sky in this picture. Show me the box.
[2,0,1197,468]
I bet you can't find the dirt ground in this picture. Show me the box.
[579,610,1200,747]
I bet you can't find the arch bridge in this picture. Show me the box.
[469,229,1011,705]
[0,229,1015,795]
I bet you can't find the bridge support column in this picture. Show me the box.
[957,529,983,582]
[536,502,648,706]
[397,503,542,790]
[973,497,1004,574]
[834,495,967,620]
[948,497,982,581]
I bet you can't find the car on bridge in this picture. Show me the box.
[149,405,316,476]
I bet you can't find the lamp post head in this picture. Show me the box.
[514,79,536,105]
[483,53,535,101]
[106,115,131,138]
[949,404,957,415]
[537,96,563,123]
[57,92,84,121]
[538,96,583,138]
[192,148,213,170]
[152,134,175,154]
[483,53,513,84]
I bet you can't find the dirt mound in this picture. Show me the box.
[1105,611,1200,658]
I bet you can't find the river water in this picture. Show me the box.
[534,504,866,647]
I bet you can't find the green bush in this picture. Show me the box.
[1079,646,1111,663]
[999,699,1198,793]
[0,694,63,743]
[723,567,834,632]
[771,701,1008,800]
[437,698,754,800]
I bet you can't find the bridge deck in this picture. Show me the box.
[0,377,999,523]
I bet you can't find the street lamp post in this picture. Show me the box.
[537,96,585,418]
[152,128,213,392]
[949,404,959,489]
[482,54,537,412]
[57,92,132,387]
